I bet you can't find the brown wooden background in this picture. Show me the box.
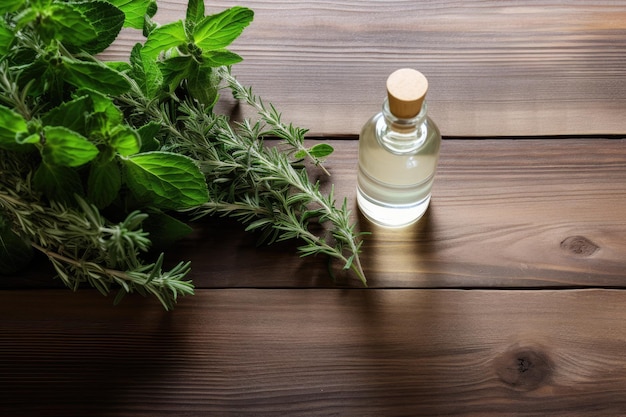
[2,1,626,416]
[105,0,626,137]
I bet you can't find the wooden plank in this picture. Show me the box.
[2,288,626,416]
[102,0,626,136]
[4,138,626,290]
[149,138,626,288]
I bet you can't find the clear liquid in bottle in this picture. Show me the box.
[357,69,441,228]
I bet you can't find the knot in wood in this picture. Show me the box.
[495,346,552,391]
[560,236,599,257]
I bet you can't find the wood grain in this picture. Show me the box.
[4,3,626,416]
[2,288,626,416]
[4,138,626,290]
[101,0,626,137]
[179,138,626,289]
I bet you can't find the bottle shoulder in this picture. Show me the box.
[359,112,441,155]
[425,116,441,139]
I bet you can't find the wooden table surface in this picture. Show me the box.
[2,1,626,416]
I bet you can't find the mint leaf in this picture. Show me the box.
[124,151,209,210]
[0,105,29,151]
[108,0,155,30]
[309,143,334,159]
[193,7,253,51]
[42,95,91,135]
[45,4,98,47]
[185,0,205,34]
[202,49,243,67]
[15,58,54,97]
[0,0,25,14]
[130,43,162,98]
[110,125,141,156]
[41,126,99,167]
[187,63,219,107]
[88,159,122,208]
[62,57,131,95]
[33,163,83,202]
[137,121,161,152]
[141,20,186,60]
[78,88,124,127]
[70,1,125,54]
[142,211,193,250]
[142,2,158,36]
[158,55,194,91]
[293,144,333,161]
[15,133,39,146]
[105,61,132,73]
[293,150,307,160]
[0,21,14,56]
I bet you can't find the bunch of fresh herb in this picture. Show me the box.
[0,0,366,309]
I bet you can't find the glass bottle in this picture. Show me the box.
[357,68,441,228]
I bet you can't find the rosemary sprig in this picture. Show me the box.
[220,67,332,176]
[0,0,368,310]
[0,152,193,310]
[119,79,367,285]
[172,101,367,284]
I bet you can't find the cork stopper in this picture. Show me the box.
[386,68,428,119]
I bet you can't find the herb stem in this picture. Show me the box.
[220,68,332,177]
[218,120,367,285]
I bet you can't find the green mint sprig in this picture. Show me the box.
[0,0,367,309]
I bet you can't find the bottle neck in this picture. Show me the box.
[383,98,427,133]
[376,99,428,154]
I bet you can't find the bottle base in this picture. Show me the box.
[356,189,431,228]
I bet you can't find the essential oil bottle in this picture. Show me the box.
[357,68,441,228]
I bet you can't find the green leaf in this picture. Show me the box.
[71,88,125,138]
[158,55,194,91]
[15,58,56,97]
[142,211,193,250]
[294,143,334,161]
[0,224,33,276]
[123,151,208,210]
[45,88,125,140]
[110,125,140,156]
[201,49,243,67]
[33,163,84,202]
[137,121,161,152]
[142,1,159,36]
[0,105,29,151]
[62,57,131,95]
[42,95,91,135]
[45,4,98,47]
[193,7,253,51]
[14,8,37,32]
[105,61,132,73]
[309,143,334,159]
[0,0,25,14]
[185,0,205,34]
[130,43,163,98]
[107,0,155,29]
[141,20,186,60]
[0,21,15,56]
[16,133,40,145]
[88,159,122,208]
[77,88,124,128]
[69,1,125,54]
[187,63,219,107]
[41,126,99,167]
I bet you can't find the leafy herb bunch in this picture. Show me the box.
[0,0,366,309]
